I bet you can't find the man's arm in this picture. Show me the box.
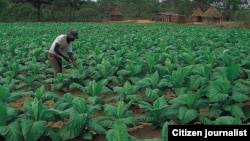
[68,52,77,67]
[54,43,69,61]
[68,52,74,62]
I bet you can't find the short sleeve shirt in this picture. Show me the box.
[49,35,72,57]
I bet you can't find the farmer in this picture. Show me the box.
[48,30,79,77]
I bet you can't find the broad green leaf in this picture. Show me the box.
[231,92,250,102]
[230,104,245,118]
[178,107,198,124]
[145,88,160,102]
[81,132,93,140]
[0,121,22,141]
[189,75,207,90]
[150,71,160,88]
[198,116,213,125]
[209,106,223,118]
[21,119,47,141]
[52,123,81,140]
[162,122,168,141]
[32,98,42,120]
[0,101,7,126]
[117,70,131,76]
[213,116,242,125]
[0,86,9,101]
[69,111,87,129]
[87,117,107,134]
[35,85,45,100]
[72,97,86,113]
[226,63,240,81]
[106,120,129,141]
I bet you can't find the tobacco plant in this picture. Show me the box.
[104,99,137,127]
[0,88,21,141]
[138,96,177,128]
[113,81,140,102]
[83,79,112,104]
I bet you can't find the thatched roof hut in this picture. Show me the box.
[152,12,186,24]
[191,7,204,22]
[110,7,123,21]
[202,6,223,23]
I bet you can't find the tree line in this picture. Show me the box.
[0,0,249,22]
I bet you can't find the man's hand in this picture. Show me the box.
[69,59,78,68]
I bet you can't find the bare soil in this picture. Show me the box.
[104,20,248,29]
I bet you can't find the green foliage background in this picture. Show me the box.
[0,0,249,23]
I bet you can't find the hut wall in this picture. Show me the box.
[192,16,203,22]
[172,15,186,23]
[153,14,171,22]
[162,15,171,22]
[153,13,186,23]
[110,15,123,21]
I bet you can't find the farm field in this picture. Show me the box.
[0,22,250,141]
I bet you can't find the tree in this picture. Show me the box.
[0,0,8,10]
[211,0,249,20]
[12,0,53,21]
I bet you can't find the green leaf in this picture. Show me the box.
[106,120,129,141]
[145,88,160,102]
[0,101,7,126]
[150,71,160,88]
[69,111,87,129]
[226,63,240,81]
[157,78,173,88]
[87,118,107,134]
[21,119,47,141]
[35,85,45,100]
[231,92,250,102]
[72,97,87,114]
[135,77,151,87]
[0,86,9,102]
[0,121,23,141]
[230,104,245,118]
[117,70,131,76]
[27,74,38,85]
[189,75,207,90]
[63,93,74,103]
[171,65,194,87]
[32,98,42,121]
[104,100,133,120]
[213,116,242,125]
[198,116,213,125]
[6,106,20,124]
[209,106,223,118]
[153,96,167,109]
[138,101,154,111]
[165,58,173,74]
[178,107,198,124]
[52,123,81,140]
[162,122,168,141]
[169,94,187,106]
[208,77,231,94]
[85,79,109,96]
[81,132,93,140]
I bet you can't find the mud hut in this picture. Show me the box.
[191,7,204,22]
[152,12,186,24]
[110,7,123,21]
[202,6,223,24]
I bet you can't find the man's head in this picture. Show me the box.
[67,30,79,41]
